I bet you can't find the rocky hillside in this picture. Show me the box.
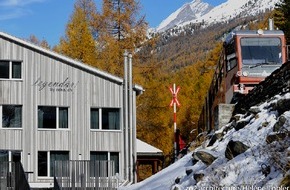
[124,62,290,189]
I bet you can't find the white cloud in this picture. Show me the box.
[0,0,45,20]
[0,0,46,7]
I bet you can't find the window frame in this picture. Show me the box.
[90,151,120,176]
[37,150,69,178]
[0,60,22,80]
[90,108,121,131]
[38,106,69,130]
[0,105,22,129]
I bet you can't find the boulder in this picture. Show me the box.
[194,150,217,166]
[225,140,249,160]
[273,115,287,132]
[234,121,249,131]
[275,99,290,115]
[194,173,204,183]
[186,169,193,176]
[266,133,288,144]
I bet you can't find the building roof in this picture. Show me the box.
[137,139,163,157]
[0,32,143,94]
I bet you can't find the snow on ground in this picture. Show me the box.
[121,92,290,190]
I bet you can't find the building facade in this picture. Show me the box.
[0,32,141,188]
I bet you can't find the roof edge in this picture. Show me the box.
[0,32,124,84]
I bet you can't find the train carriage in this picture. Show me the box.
[198,28,288,133]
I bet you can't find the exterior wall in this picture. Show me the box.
[0,33,136,186]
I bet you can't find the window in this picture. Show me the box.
[0,150,8,162]
[0,60,22,79]
[91,109,99,129]
[38,106,68,129]
[1,105,22,128]
[0,150,21,162]
[241,37,283,65]
[227,57,237,72]
[90,151,119,177]
[90,108,120,130]
[38,151,69,177]
[0,150,21,174]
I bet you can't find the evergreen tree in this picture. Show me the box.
[57,0,97,66]
[274,0,290,43]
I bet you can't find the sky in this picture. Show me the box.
[0,0,226,47]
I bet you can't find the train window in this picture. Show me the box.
[226,54,237,72]
[240,37,282,65]
[227,58,237,72]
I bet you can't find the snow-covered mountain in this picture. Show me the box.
[156,0,281,33]
[156,0,213,32]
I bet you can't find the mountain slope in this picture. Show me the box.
[156,0,213,32]
[156,0,281,33]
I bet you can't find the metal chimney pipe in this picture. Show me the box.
[269,18,274,30]
[123,50,129,181]
[128,53,133,182]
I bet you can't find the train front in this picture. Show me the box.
[229,29,286,102]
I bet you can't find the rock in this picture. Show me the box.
[194,150,217,166]
[225,140,249,160]
[194,173,204,183]
[276,99,290,115]
[273,115,287,132]
[249,106,261,114]
[191,157,199,166]
[234,121,248,131]
[207,132,223,147]
[266,133,288,144]
[175,177,180,184]
[186,169,193,176]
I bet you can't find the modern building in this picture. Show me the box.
[0,32,142,188]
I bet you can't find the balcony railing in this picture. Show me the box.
[0,162,30,190]
[54,160,118,190]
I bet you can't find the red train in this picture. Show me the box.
[198,28,288,133]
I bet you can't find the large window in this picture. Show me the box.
[90,151,119,177]
[38,106,68,129]
[1,105,22,128]
[90,108,120,130]
[241,37,282,65]
[38,151,69,177]
[0,60,22,79]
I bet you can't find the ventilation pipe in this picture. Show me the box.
[123,51,129,181]
[123,51,134,183]
[269,18,274,30]
[128,53,133,183]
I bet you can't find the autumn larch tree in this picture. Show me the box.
[56,0,98,66]
[95,0,147,76]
